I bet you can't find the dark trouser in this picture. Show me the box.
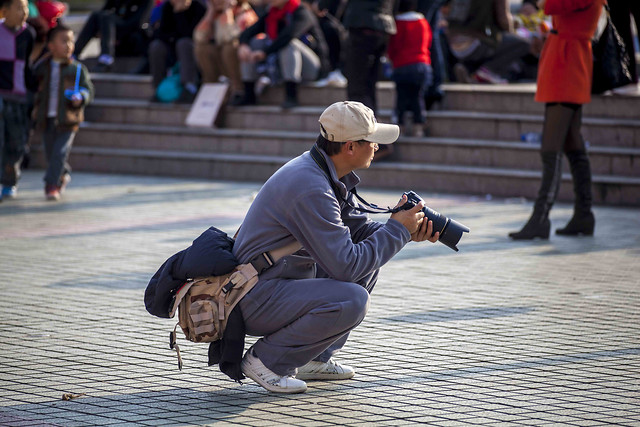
[392,63,433,124]
[0,98,29,187]
[418,0,448,104]
[43,119,76,187]
[319,15,345,71]
[608,0,640,83]
[459,33,531,78]
[149,38,198,88]
[239,257,375,376]
[344,28,389,114]
[74,10,118,57]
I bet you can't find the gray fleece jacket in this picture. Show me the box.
[233,147,410,284]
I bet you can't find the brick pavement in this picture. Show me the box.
[0,170,639,426]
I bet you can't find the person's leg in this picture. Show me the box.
[42,119,55,181]
[236,37,266,105]
[220,40,243,95]
[239,277,370,376]
[194,41,219,83]
[175,38,198,87]
[345,29,386,113]
[0,101,29,191]
[97,11,117,59]
[509,103,577,240]
[44,126,75,188]
[556,105,595,235]
[73,11,101,57]
[148,39,169,88]
[482,33,531,79]
[278,39,320,108]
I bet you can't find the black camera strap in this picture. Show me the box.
[309,144,399,215]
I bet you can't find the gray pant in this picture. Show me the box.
[240,38,320,83]
[239,256,373,376]
[43,119,76,187]
[458,33,530,78]
[149,38,198,88]
[0,98,29,187]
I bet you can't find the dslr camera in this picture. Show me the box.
[399,191,469,252]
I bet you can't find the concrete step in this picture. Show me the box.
[29,144,640,206]
[91,74,640,118]
[73,122,640,177]
[84,99,640,149]
[221,105,640,148]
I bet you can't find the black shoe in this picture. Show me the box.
[509,215,550,240]
[556,212,595,236]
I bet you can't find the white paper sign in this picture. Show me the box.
[185,83,229,128]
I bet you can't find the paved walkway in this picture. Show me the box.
[1,170,639,426]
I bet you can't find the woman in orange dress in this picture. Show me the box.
[509,0,604,240]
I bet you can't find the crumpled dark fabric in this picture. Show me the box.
[144,226,238,318]
[144,226,247,381]
[208,306,246,382]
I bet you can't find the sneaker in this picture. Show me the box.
[1,185,17,198]
[474,67,508,84]
[59,173,71,193]
[296,358,355,381]
[241,348,307,393]
[45,186,60,201]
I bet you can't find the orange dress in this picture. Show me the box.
[535,0,605,104]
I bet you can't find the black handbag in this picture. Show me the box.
[591,5,633,94]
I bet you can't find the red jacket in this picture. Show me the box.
[388,12,432,69]
[535,0,605,104]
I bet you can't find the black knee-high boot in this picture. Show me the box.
[509,152,563,240]
[556,150,595,235]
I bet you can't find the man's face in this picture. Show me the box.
[351,140,379,170]
[48,30,75,61]
[2,0,28,29]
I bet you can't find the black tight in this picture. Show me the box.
[541,103,586,153]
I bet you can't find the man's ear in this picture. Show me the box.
[345,141,355,153]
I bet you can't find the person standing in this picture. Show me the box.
[342,0,397,158]
[32,25,94,201]
[0,0,35,201]
[387,0,432,137]
[509,0,604,240]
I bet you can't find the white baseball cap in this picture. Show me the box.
[318,101,399,144]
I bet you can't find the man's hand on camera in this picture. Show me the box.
[390,195,439,243]
[412,219,440,243]
[390,195,425,235]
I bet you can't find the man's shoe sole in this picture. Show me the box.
[295,371,355,380]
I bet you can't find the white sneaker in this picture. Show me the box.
[241,349,307,393]
[296,358,355,380]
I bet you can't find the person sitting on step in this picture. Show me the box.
[193,0,257,104]
[148,0,206,103]
[235,0,330,109]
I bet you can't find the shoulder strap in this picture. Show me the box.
[309,144,397,215]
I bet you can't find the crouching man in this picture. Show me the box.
[233,101,439,393]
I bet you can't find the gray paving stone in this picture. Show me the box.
[0,170,639,426]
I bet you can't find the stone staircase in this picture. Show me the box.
[32,74,640,205]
